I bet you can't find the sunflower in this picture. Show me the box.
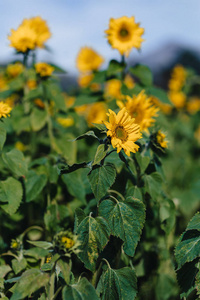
[0,101,12,118]
[186,97,200,114]
[156,130,168,148]
[168,65,187,92]
[86,102,108,126]
[168,91,186,109]
[6,62,24,78]
[76,47,104,72]
[117,90,159,133]
[105,16,144,57]
[35,62,54,77]
[104,107,142,156]
[104,78,123,101]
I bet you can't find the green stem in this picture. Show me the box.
[108,189,125,201]
[48,268,55,300]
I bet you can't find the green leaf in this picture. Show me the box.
[2,149,28,176]
[91,70,106,84]
[73,131,99,141]
[135,152,150,174]
[88,163,116,202]
[77,216,110,271]
[144,172,162,200]
[74,93,99,106]
[93,144,107,165]
[0,265,12,278]
[92,123,107,131]
[62,277,99,300]
[99,197,145,256]
[27,240,53,249]
[25,170,47,202]
[187,212,200,231]
[10,269,49,300]
[24,85,43,101]
[45,82,66,111]
[100,266,137,300]
[0,123,6,150]
[107,59,126,76]
[160,198,176,235]
[30,107,48,131]
[0,177,23,215]
[55,133,77,165]
[74,208,86,234]
[62,170,86,204]
[57,258,72,284]
[146,86,171,104]
[12,258,27,275]
[130,64,153,86]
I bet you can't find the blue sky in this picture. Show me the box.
[1,0,200,74]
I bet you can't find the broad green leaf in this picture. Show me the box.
[10,269,49,300]
[92,123,107,131]
[130,64,153,86]
[2,149,28,176]
[160,198,176,235]
[55,133,77,164]
[12,258,27,275]
[62,277,99,300]
[88,163,116,202]
[92,144,107,165]
[24,247,49,260]
[0,177,23,215]
[27,240,53,249]
[100,266,137,300]
[44,203,70,233]
[91,70,106,84]
[74,208,86,234]
[135,152,150,174]
[9,77,24,91]
[144,172,162,199]
[0,124,6,150]
[77,216,110,271]
[62,170,86,204]
[45,82,66,111]
[99,197,145,256]
[196,268,200,296]
[0,265,12,278]
[146,86,171,104]
[73,131,99,141]
[25,170,47,202]
[74,94,99,106]
[24,85,43,100]
[107,59,125,76]
[30,107,48,131]
[187,212,200,231]
[57,259,72,284]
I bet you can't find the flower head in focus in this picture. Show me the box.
[76,47,104,72]
[105,16,144,57]
[117,90,159,133]
[104,107,142,156]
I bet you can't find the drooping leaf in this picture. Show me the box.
[100,266,137,300]
[99,197,145,256]
[73,131,99,141]
[176,260,198,297]
[27,240,53,249]
[0,177,23,215]
[57,258,72,284]
[0,265,12,278]
[10,269,49,300]
[144,172,163,200]
[76,216,110,271]
[107,59,126,76]
[30,107,48,131]
[74,208,86,234]
[135,152,150,174]
[92,123,107,131]
[12,258,27,275]
[187,212,200,231]
[130,64,153,87]
[88,163,116,202]
[62,277,99,300]
[2,149,28,176]
[62,170,86,204]
[92,144,108,165]
[0,123,6,150]
[146,86,171,104]
[25,170,47,202]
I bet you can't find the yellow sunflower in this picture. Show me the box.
[168,65,187,92]
[76,47,104,72]
[6,62,24,78]
[156,130,168,148]
[86,102,108,126]
[117,90,159,133]
[105,16,144,57]
[0,102,12,118]
[104,107,142,156]
[57,117,74,127]
[168,91,186,109]
[22,16,51,48]
[104,78,123,101]
[8,24,37,52]
[35,62,54,77]
[186,97,200,114]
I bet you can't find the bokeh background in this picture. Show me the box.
[1,0,200,78]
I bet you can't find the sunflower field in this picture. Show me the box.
[0,15,200,300]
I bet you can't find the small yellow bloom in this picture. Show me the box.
[57,117,74,127]
[104,78,123,100]
[168,91,186,109]
[6,62,24,78]
[15,141,26,152]
[156,130,168,148]
[4,94,18,108]
[186,97,200,114]
[64,94,76,108]
[105,16,144,57]
[168,65,187,92]
[27,79,37,90]
[76,47,104,72]
[104,107,142,156]
[0,75,9,91]
[35,62,54,77]
[11,239,20,250]
[78,73,100,91]
[124,74,135,89]
[0,102,12,118]
[34,98,45,109]
[117,90,159,133]
[86,102,108,127]
[61,237,75,249]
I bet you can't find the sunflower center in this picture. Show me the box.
[119,28,129,37]
[115,125,128,141]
